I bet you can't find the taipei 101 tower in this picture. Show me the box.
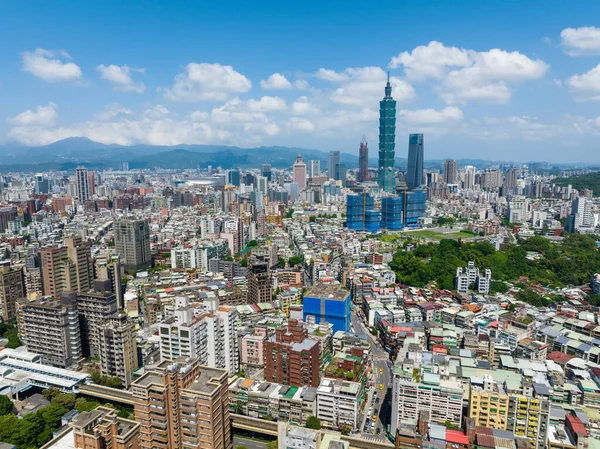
[378,73,397,192]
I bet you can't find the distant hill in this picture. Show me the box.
[0,138,359,171]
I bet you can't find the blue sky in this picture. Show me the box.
[1,0,600,162]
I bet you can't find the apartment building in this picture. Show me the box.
[264,319,320,388]
[72,406,140,449]
[159,297,208,363]
[40,236,93,296]
[316,378,361,430]
[17,293,83,368]
[98,313,139,388]
[248,255,272,304]
[94,251,124,309]
[0,261,25,322]
[132,359,231,449]
[76,283,118,356]
[391,371,463,436]
[241,327,267,370]
[114,218,152,271]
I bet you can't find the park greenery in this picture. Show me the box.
[555,172,600,196]
[0,321,20,349]
[0,388,126,449]
[389,234,600,296]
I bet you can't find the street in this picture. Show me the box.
[350,308,392,439]
[233,436,269,449]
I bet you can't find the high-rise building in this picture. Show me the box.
[261,163,272,181]
[114,218,152,271]
[160,297,208,362]
[17,293,83,368]
[264,319,320,387]
[463,165,475,189]
[293,154,307,190]
[98,313,139,388]
[443,159,458,185]
[76,167,90,201]
[406,133,424,190]
[359,137,369,182]
[381,189,427,229]
[0,261,25,323]
[335,163,347,187]
[132,359,231,449]
[345,193,380,233]
[227,169,241,187]
[94,251,124,309]
[328,151,340,179]
[34,174,49,194]
[504,168,518,194]
[76,284,118,356]
[72,406,141,449]
[40,236,93,296]
[378,75,396,192]
[302,283,351,333]
[247,255,271,304]
[308,160,320,178]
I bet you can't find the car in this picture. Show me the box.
[379,383,383,390]
[375,397,380,404]
[372,415,377,421]
[376,429,381,435]
[379,368,383,375]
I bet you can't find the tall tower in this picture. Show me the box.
[328,151,340,179]
[76,167,90,201]
[443,159,458,185]
[114,219,152,271]
[378,74,396,192]
[406,133,424,190]
[359,137,369,182]
[292,154,307,190]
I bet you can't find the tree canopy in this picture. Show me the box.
[389,234,600,290]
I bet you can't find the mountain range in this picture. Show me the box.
[0,137,563,172]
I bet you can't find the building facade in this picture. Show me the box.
[378,77,396,192]
[114,218,152,271]
[0,261,25,323]
[406,133,424,190]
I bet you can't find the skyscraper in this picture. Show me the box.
[308,160,320,178]
[463,165,476,189]
[359,137,369,182]
[261,163,272,181]
[293,154,307,190]
[114,218,152,271]
[248,255,271,304]
[406,133,424,190]
[0,261,25,323]
[227,169,240,187]
[328,151,340,179]
[504,168,518,194]
[132,359,231,449]
[378,75,396,192]
[443,159,458,185]
[76,167,90,201]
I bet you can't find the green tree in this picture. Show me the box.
[288,255,303,266]
[0,395,14,415]
[341,425,351,435]
[267,441,278,449]
[305,416,321,430]
[51,392,76,410]
[89,370,102,384]
[278,257,286,268]
[42,387,61,402]
[247,240,258,248]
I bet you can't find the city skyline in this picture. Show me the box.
[1,1,600,163]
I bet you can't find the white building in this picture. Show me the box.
[316,377,361,430]
[159,297,208,363]
[507,195,529,223]
[391,372,463,436]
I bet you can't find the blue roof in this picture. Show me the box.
[556,336,570,345]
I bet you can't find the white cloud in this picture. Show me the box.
[97,64,145,92]
[567,64,600,101]
[22,48,82,82]
[8,102,58,127]
[290,96,320,115]
[560,26,600,56]
[287,117,315,132]
[260,73,293,90]
[398,107,463,125]
[294,80,309,90]
[390,41,548,104]
[246,96,287,112]
[317,66,415,106]
[163,63,251,102]
[389,41,470,80]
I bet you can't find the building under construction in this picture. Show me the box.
[359,137,369,182]
[346,192,380,232]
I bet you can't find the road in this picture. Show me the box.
[350,308,392,440]
[233,436,268,449]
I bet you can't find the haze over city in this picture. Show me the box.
[1,0,600,162]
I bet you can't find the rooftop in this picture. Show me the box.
[305,283,349,301]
